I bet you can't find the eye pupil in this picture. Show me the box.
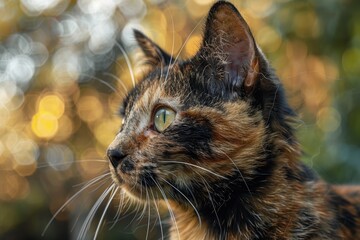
[154,107,175,132]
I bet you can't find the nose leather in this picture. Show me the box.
[107,149,126,169]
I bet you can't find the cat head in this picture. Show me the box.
[107,1,295,204]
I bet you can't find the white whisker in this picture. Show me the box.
[72,171,110,188]
[109,189,125,230]
[145,188,151,240]
[154,47,165,81]
[81,73,125,97]
[77,184,115,240]
[161,160,228,179]
[42,173,111,237]
[115,42,136,87]
[199,176,222,232]
[151,176,180,240]
[37,159,107,169]
[160,177,202,227]
[173,15,205,64]
[150,189,164,240]
[94,185,118,240]
[218,149,253,197]
[103,72,129,94]
[164,15,175,84]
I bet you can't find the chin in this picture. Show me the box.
[121,185,150,202]
[110,174,151,202]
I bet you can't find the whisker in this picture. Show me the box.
[94,185,119,240]
[70,176,113,234]
[154,47,165,81]
[160,177,202,227]
[145,188,151,240]
[150,189,164,240]
[115,42,136,87]
[161,160,228,179]
[122,189,144,229]
[137,189,148,222]
[109,189,126,230]
[80,73,124,97]
[151,176,180,240]
[199,176,222,232]
[37,159,107,169]
[266,83,280,125]
[72,171,111,189]
[70,214,81,233]
[42,173,111,237]
[77,183,115,240]
[164,15,175,85]
[173,15,205,64]
[103,72,129,94]
[217,149,253,197]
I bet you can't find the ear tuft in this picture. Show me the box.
[133,29,171,67]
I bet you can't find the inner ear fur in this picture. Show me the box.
[201,1,259,93]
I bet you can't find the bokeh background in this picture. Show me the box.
[0,0,359,239]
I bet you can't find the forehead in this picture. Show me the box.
[123,64,190,115]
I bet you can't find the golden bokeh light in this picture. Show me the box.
[185,34,202,57]
[78,148,108,179]
[164,31,183,55]
[93,119,121,147]
[0,173,30,201]
[76,95,104,123]
[186,0,212,19]
[13,162,37,177]
[54,115,74,141]
[38,94,65,119]
[31,111,59,138]
[164,6,187,32]
[247,0,274,18]
[144,8,167,33]
[11,139,39,166]
[0,141,5,159]
[193,0,214,6]
[256,25,282,53]
[30,94,66,139]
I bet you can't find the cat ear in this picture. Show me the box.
[201,2,259,93]
[133,29,172,67]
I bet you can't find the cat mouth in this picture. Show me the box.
[118,180,166,202]
[110,168,162,200]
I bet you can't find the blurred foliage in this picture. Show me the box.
[0,0,359,239]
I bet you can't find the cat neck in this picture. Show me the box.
[168,155,319,239]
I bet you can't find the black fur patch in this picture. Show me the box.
[285,164,319,182]
[340,209,356,234]
[328,191,357,235]
[164,115,213,160]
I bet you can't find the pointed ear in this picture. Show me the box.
[201,2,259,93]
[133,30,172,67]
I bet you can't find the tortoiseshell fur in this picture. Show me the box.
[107,1,360,239]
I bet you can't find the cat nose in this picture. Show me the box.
[107,149,127,169]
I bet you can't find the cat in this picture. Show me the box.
[106,1,360,239]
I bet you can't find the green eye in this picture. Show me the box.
[154,107,176,132]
